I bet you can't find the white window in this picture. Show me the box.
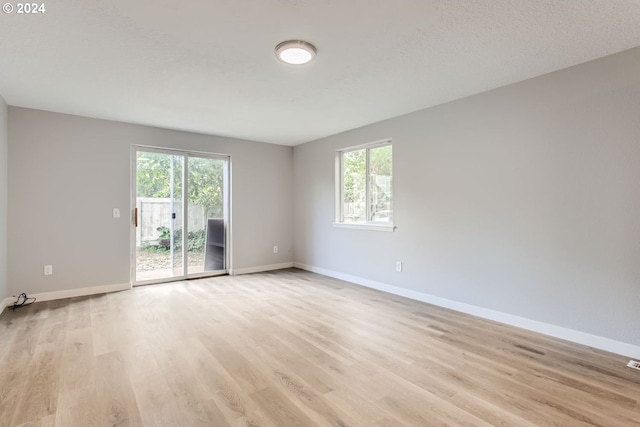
[335,140,394,231]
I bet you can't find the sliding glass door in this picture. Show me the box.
[132,147,229,285]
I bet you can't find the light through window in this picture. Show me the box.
[337,140,393,227]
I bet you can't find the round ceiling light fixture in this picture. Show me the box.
[275,40,317,65]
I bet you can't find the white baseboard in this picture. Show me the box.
[21,282,132,304]
[230,262,294,276]
[293,262,640,359]
[1,296,14,314]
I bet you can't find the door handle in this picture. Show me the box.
[135,208,138,227]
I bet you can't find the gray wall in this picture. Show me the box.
[0,96,7,302]
[8,108,293,294]
[293,47,640,347]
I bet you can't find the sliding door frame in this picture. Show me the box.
[130,145,232,286]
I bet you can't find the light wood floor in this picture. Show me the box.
[0,268,638,426]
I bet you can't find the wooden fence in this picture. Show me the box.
[136,198,206,246]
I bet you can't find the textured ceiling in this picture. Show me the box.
[1,0,640,145]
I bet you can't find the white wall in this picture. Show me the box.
[0,96,7,302]
[8,108,293,295]
[293,47,640,349]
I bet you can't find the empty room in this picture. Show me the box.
[1,1,639,426]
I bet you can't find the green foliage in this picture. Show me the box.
[136,153,179,199]
[370,144,392,176]
[136,152,224,218]
[186,229,206,252]
[156,225,171,240]
[343,149,366,204]
[187,157,224,218]
[342,145,392,222]
[147,226,207,253]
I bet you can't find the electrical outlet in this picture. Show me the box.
[273,245,279,254]
[396,261,402,272]
[44,265,53,276]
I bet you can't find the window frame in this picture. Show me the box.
[334,138,395,232]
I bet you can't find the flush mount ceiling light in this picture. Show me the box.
[275,40,317,65]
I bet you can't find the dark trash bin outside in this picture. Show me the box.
[205,218,225,271]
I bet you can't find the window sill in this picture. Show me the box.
[332,222,396,232]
